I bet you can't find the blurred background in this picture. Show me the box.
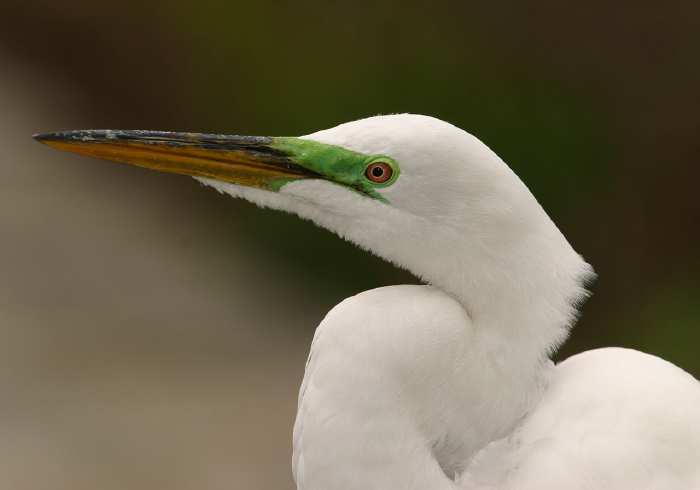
[1,0,698,488]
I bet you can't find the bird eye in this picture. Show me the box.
[365,161,392,183]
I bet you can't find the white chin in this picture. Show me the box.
[193,177,294,213]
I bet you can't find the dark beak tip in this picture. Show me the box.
[33,130,98,145]
[33,131,69,143]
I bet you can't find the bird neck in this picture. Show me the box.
[366,183,594,366]
[287,163,594,365]
[423,218,591,363]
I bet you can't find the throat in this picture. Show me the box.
[385,206,594,365]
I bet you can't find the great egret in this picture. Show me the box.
[35,115,700,489]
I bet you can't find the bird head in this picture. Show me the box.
[35,114,530,256]
[34,114,587,325]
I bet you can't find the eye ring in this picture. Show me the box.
[365,161,393,183]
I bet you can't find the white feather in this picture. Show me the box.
[199,114,700,489]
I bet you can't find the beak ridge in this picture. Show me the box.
[33,129,321,189]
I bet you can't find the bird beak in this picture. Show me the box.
[32,130,324,191]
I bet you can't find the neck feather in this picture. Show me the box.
[359,191,594,368]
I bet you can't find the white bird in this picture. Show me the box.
[35,114,700,489]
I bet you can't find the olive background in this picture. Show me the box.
[1,1,698,488]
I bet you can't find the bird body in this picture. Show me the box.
[462,347,700,489]
[34,114,700,489]
[293,284,552,490]
[294,286,700,489]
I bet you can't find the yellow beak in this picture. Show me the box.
[33,130,321,191]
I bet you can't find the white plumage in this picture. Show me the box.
[202,115,700,489]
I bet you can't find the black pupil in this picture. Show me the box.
[372,166,384,178]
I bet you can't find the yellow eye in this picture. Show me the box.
[366,161,392,183]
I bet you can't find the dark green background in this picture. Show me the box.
[1,1,697,487]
